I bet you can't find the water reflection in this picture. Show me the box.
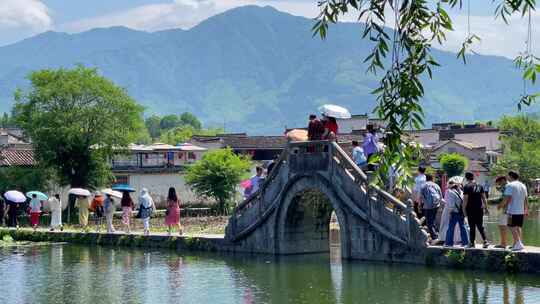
[0,245,539,304]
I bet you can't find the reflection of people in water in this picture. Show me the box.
[243,288,254,304]
[168,257,184,290]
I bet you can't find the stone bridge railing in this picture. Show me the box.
[226,140,427,249]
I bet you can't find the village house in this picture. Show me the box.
[111,143,207,205]
[426,139,491,184]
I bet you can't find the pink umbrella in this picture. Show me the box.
[240,179,252,189]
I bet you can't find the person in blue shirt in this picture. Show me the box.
[351,140,367,169]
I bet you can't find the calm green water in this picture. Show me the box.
[0,244,539,304]
[485,205,540,246]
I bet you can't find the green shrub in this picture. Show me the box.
[504,253,521,273]
[439,153,468,177]
[445,249,466,268]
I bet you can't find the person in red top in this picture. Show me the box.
[120,192,134,234]
[322,115,338,140]
[165,187,182,236]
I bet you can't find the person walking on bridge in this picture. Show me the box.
[420,174,442,241]
[463,172,489,248]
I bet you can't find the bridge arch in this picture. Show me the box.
[273,174,352,258]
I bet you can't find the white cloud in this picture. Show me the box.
[59,0,540,59]
[0,0,52,30]
[64,0,253,33]
[437,12,540,59]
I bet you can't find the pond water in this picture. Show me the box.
[1,244,539,304]
[485,204,540,246]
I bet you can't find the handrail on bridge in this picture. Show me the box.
[233,140,410,216]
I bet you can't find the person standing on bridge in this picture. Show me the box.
[251,167,264,194]
[352,140,367,169]
[420,174,442,241]
[413,166,427,217]
[362,125,379,171]
[501,171,528,251]
[307,114,324,141]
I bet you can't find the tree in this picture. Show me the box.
[145,115,162,139]
[160,125,224,145]
[159,114,181,130]
[313,0,538,187]
[14,66,146,188]
[439,153,468,178]
[185,148,251,214]
[179,112,202,130]
[492,115,540,187]
[0,166,53,194]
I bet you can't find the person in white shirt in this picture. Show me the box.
[250,167,264,194]
[49,194,63,231]
[501,171,529,251]
[139,188,155,236]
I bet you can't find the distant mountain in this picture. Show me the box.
[0,5,535,134]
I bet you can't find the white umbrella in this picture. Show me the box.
[448,176,464,186]
[4,190,26,203]
[69,188,91,197]
[101,188,122,199]
[318,104,352,119]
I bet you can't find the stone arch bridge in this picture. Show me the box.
[225,141,429,263]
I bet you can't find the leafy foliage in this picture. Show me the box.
[313,0,537,188]
[145,112,204,140]
[13,66,146,188]
[492,115,540,187]
[185,149,251,214]
[0,167,53,193]
[0,112,15,128]
[159,125,224,145]
[439,153,468,177]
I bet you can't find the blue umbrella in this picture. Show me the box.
[112,184,135,193]
[26,191,49,201]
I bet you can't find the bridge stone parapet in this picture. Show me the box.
[225,141,429,263]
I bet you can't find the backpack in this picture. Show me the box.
[422,182,442,209]
[450,189,464,216]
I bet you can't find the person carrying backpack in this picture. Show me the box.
[420,174,442,240]
[463,172,490,248]
[444,178,469,247]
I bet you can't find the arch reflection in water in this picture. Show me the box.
[0,245,540,303]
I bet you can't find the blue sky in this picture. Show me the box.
[0,0,538,58]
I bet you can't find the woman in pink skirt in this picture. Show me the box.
[121,191,134,234]
[165,187,182,236]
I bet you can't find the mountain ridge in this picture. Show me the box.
[0,5,534,134]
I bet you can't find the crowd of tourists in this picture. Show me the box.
[413,167,529,251]
[0,187,184,236]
